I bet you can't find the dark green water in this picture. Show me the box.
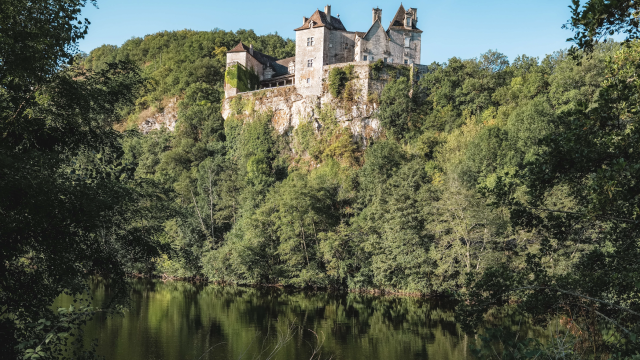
[54,279,548,360]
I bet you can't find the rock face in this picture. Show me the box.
[139,97,179,134]
[221,63,395,143]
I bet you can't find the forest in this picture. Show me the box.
[1,0,640,359]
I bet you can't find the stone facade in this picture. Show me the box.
[354,21,388,63]
[224,3,423,98]
[220,4,427,144]
[355,5,422,65]
[327,30,357,64]
[225,49,265,97]
[295,26,329,96]
[224,43,294,98]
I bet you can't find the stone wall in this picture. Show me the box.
[225,51,264,97]
[355,22,389,63]
[295,27,328,96]
[220,61,427,146]
[388,30,421,65]
[221,61,412,145]
[328,30,356,64]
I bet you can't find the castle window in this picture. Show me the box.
[384,57,387,63]
[370,56,374,61]
[307,59,313,67]
[404,59,409,65]
[363,55,367,61]
[307,37,314,46]
[389,58,393,63]
[306,78,310,83]
[404,37,410,48]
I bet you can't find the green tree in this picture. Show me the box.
[1,0,168,357]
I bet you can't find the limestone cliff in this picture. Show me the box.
[221,63,399,144]
[139,97,179,134]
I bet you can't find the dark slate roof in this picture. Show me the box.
[269,59,291,77]
[227,41,279,67]
[294,9,347,31]
[227,42,249,53]
[275,56,296,67]
[228,42,295,77]
[363,20,389,41]
[387,4,422,32]
[389,4,407,28]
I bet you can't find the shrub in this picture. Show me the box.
[369,59,385,79]
[328,67,348,98]
[225,63,260,92]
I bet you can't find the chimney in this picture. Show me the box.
[325,5,331,22]
[303,16,308,25]
[372,7,382,24]
[249,44,253,56]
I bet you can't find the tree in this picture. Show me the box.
[460,43,640,358]
[565,0,640,52]
[1,1,166,357]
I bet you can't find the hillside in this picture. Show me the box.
[83,29,621,287]
[5,0,640,356]
[82,29,295,129]
[83,29,640,357]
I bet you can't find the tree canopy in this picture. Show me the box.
[2,0,640,358]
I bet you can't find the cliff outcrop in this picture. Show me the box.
[221,62,405,143]
[139,97,179,134]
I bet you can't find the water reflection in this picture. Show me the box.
[56,279,478,359]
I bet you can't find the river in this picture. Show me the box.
[54,278,550,360]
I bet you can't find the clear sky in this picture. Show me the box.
[78,0,582,64]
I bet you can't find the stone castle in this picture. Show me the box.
[222,4,426,138]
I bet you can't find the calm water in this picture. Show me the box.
[54,279,549,360]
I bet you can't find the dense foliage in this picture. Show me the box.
[565,0,640,52]
[3,0,640,358]
[79,26,640,357]
[1,0,170,358]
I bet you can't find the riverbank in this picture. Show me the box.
[127,272,451,299]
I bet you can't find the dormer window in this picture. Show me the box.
[307,37,314,46]
[405,17,412,26]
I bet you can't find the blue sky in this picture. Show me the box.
[79,0,582,64]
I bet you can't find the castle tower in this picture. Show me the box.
[294,5,348,96]
[387,5,422,65]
